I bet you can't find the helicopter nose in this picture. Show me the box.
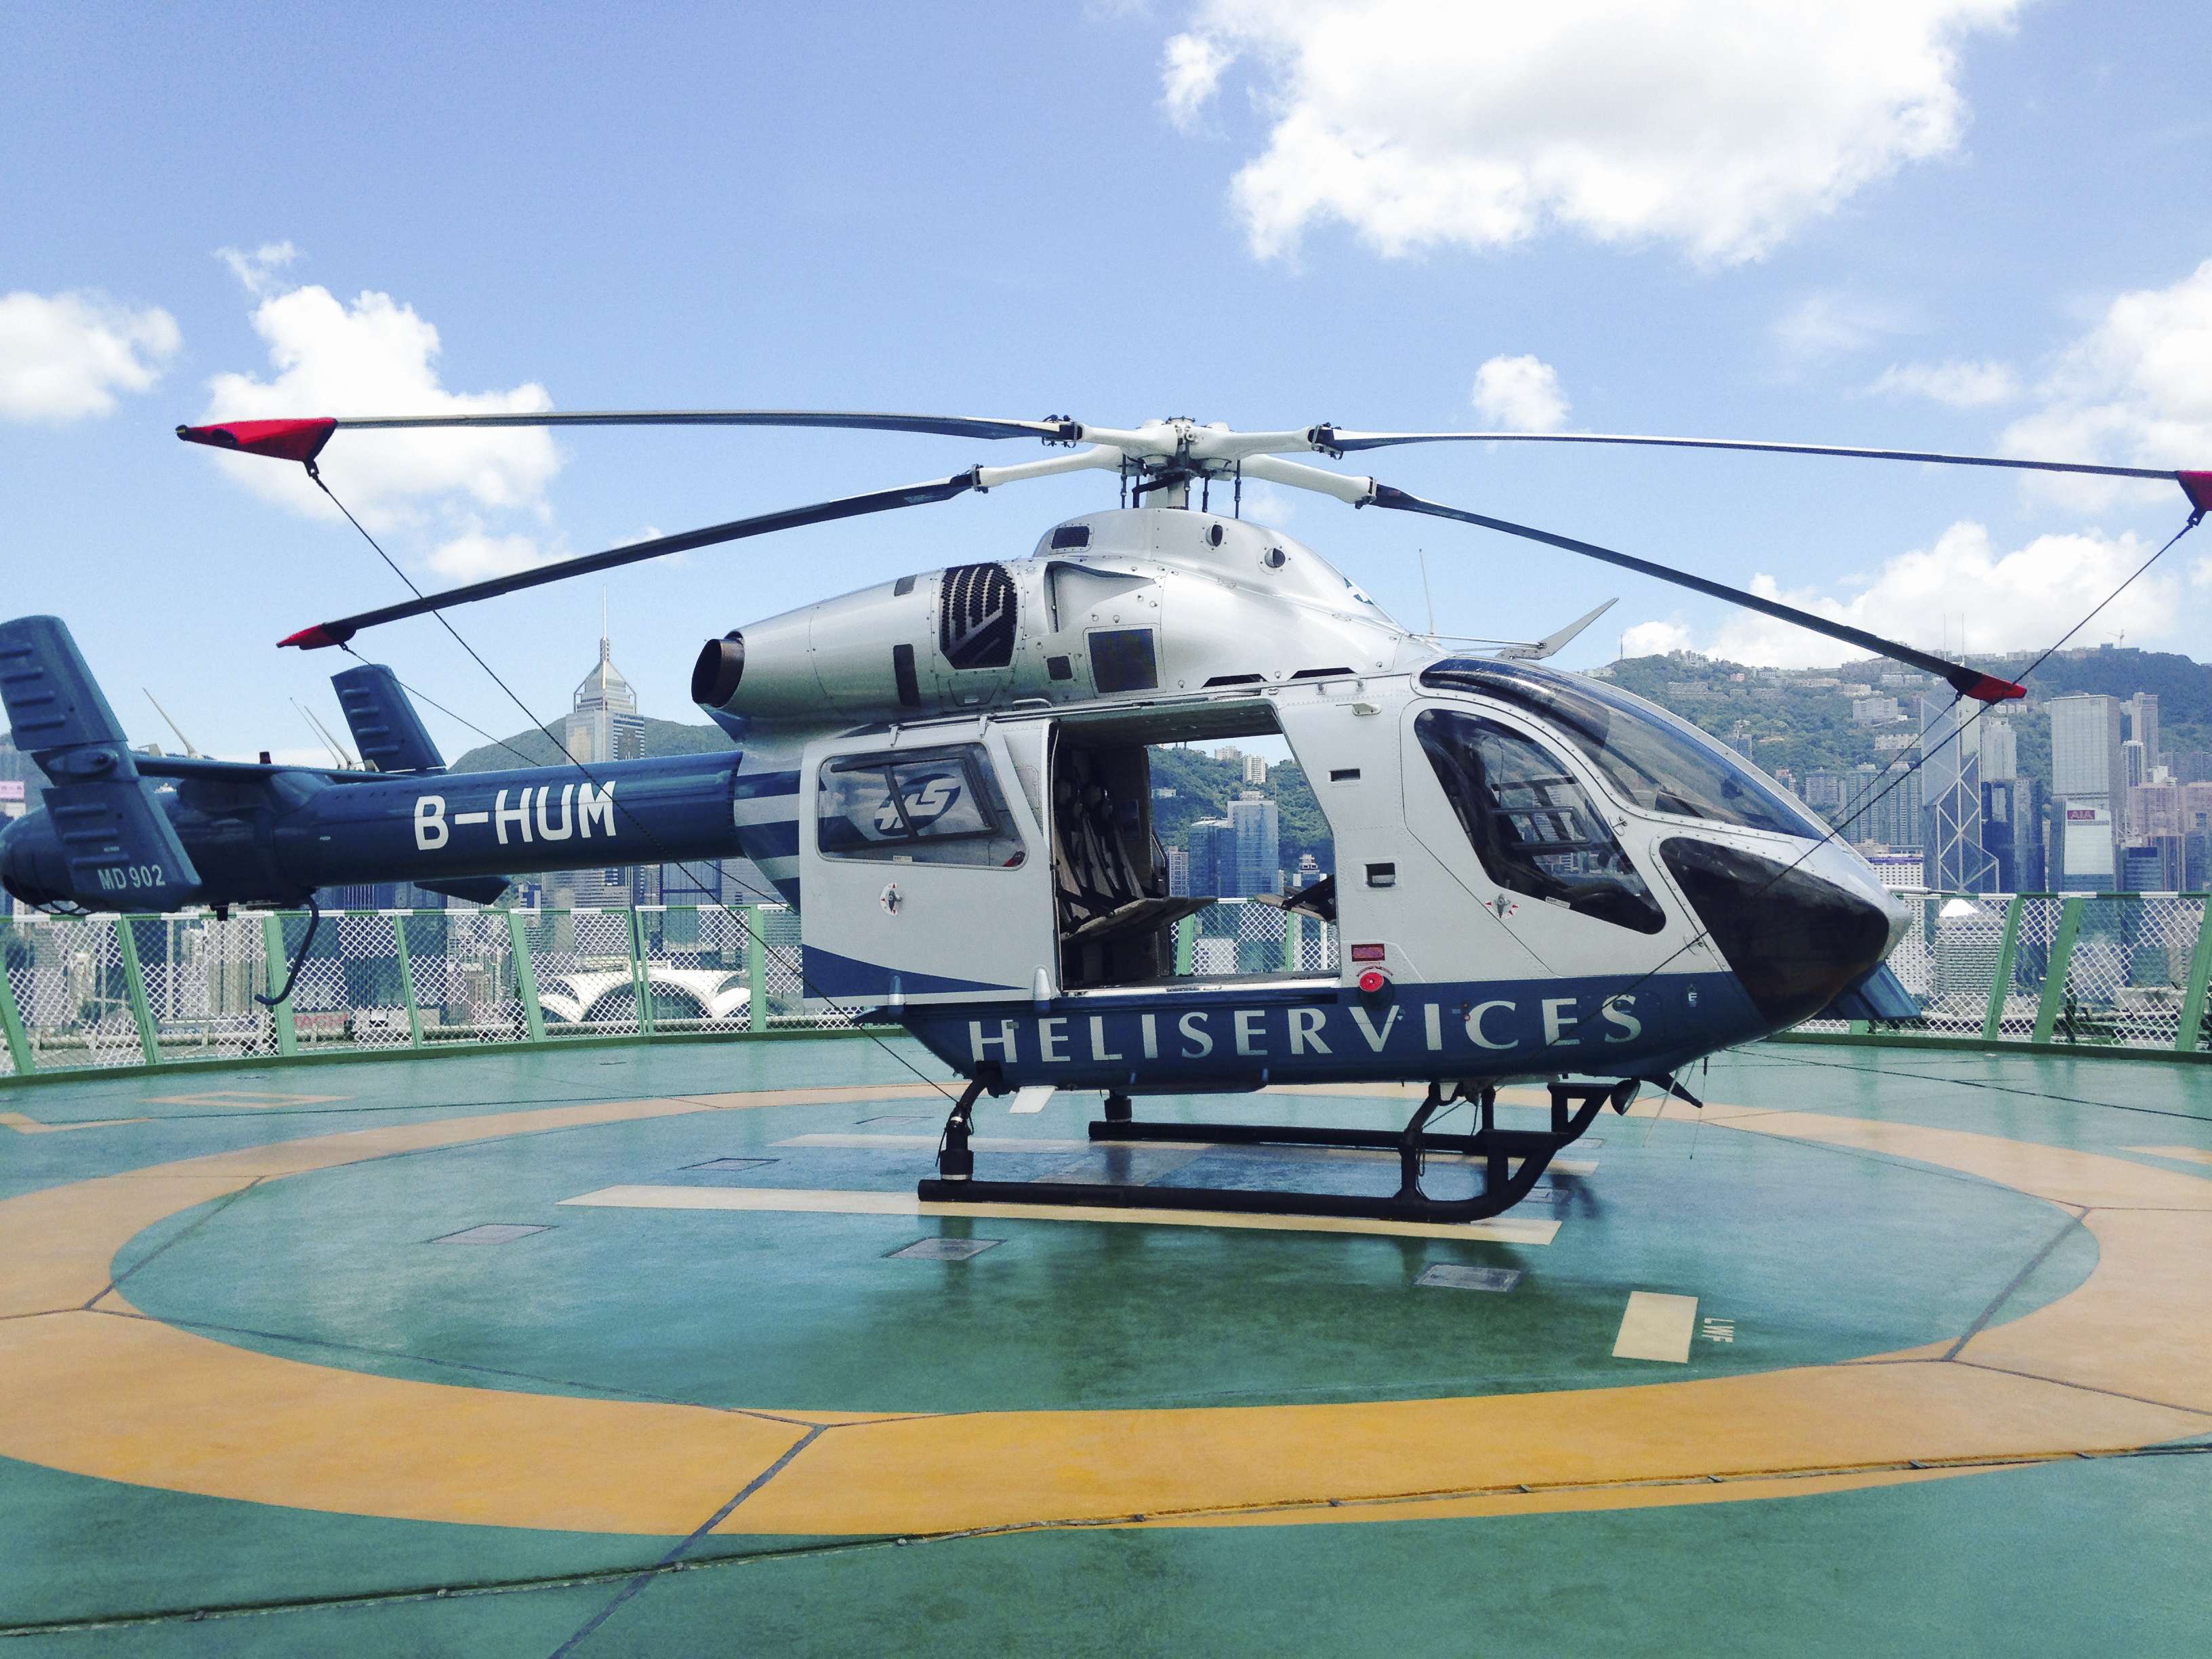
[1658,837,1896,1029]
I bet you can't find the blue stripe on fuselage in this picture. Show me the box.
[893,972,1761,1088]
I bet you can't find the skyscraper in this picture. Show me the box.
[2128,693,2160,774]
[557,620,652,907]
[1920,697,1996,892]
[1227,793,1281,896]
[2049,694,2124,806]
[1184,818,1236,897]
[1976,716,2017,785]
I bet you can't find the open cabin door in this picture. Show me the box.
[798,719,1055,1009]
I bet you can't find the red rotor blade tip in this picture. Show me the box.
[278,623,351,651]
[177,417,337,464]
[1961,672,2028,704]
[2179,470,2212,514]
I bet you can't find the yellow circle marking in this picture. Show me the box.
[0,1085,2206,1536]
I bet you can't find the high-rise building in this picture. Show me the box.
[1227,794,1281,896]
[1184,818,1235,897]
[2121,738,2148,804]
[565,624,647,768]
[1980,777,2045,893]
[1976,716,2017,784]
[555,623,651,907]
[1242,754,1269,786]
[2128,693,2161,774]
[1920,697,1996,893]
[1803,771,1844,813]
[2180,751,2212,785]
[2130,783,2182,839]
[1164,845,1191,897]
[2052,800,2116,892]
[2049,694,2125,807]
[1841,764,1922,851]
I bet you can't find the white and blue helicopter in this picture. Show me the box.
[5,411,2205,1223]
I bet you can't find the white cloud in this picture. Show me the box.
[216,241,301,296]
[1471,353,1568,432]
[1164,0,2020,264]
[427,527,554,582]
[1772,291,1908,365]
[199,281,559,530]
[1162,31,1232,128]
[1866,358,2020,406]
[0,290,180,422]
[2001,257,2212,507]
[1618,522,2198,668]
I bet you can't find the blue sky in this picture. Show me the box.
[4,1,2210,761]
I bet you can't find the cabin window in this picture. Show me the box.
[1414,708,1666,935]
[1418,659,1826,838]
[816,745,1025,867]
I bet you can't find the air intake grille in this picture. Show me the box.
[939,563,1017,670]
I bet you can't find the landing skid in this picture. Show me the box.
[917,1073,1635,1224]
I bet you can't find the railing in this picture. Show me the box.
[0,899,1342,1080]
[1791,890,2212,1057]
[4,893,2203,1081]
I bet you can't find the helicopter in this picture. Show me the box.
[3,411,2205,1223]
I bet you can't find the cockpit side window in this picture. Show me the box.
[1415,708,1666,935]
[1418,659,1827,838]
[817,745,1025,867]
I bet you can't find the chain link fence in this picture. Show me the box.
[2,893,2205,1080]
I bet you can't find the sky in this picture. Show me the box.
[3,1,2211,763]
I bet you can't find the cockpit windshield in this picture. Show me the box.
[1419,659,1828,839]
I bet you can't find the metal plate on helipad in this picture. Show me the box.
[1416,1263,1522,1292]
[887,1237,1002,1261]
[431,1223,552,1246]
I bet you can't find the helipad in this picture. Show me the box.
[1,1036,2207,1654]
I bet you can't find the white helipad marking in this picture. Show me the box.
[1612,1291,1699,1363]
[778,1132,1597,1175]
[143,1090,348,1107]
[559,1185,1560,1244]
[1008,1086,1055,1115]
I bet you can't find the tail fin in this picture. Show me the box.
[0,616,204,909]
[332,663,445,774]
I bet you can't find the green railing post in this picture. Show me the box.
[261,912,298,1056]
[508,909,546,1042]
[1175,914,1196,977]
[2032,897,2087,1046]
[629,908,655,1037]
[745,907,767,1032]
[1982,893,2026,1043]
[1281,908,1301,972]
[390,912,424,1049]
[0,936,35,1076]
[2175,894,2212,1056]
[114,918,161,1065]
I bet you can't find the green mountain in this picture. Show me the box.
[449,718,735,773]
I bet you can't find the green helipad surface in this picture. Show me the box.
[1,1036,2207,1654]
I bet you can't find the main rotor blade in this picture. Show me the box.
[1368,484,2026,703]
[277,471,981,650]
[182,409,1075,462]
[1315,427,2212,511]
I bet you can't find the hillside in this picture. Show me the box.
[449,718,735,773]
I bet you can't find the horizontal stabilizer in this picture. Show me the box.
[0,615,129,754]
[0,615,203,909]
[333,663,445,773]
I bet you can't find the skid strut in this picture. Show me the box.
[918,1077,1634,1223]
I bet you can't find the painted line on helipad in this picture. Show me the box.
[1613,1291,1698,1363]
[0,1084,2207,1536]
[559,1183,1561,1244]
